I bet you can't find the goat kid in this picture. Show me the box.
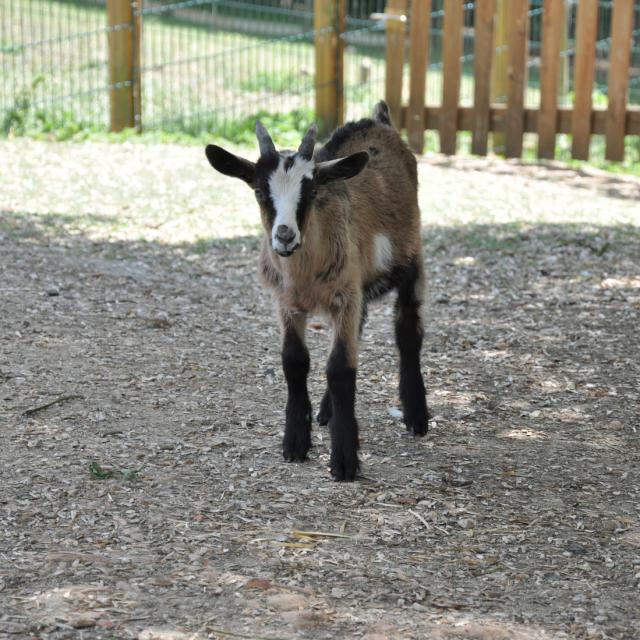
[205,101,429,481]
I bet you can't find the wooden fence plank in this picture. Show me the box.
[385,0,408,128]
[439,0,463,155]
[132,0,143,132]
[107,0,135,132]
[537,0,565,159]
[314,0,345,136]
[605,0,634,162]
[407,0,431,153]
[335,0,346,127]
[471,0,496,156]
[571,0,598,160]
[505,0,528,158]
[491,0,508,152]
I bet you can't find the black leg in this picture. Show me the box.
[318,298,367,428]
[327,338,359,481]
[317,389,332,426]
[318,299,366,428]
[281,313,312,462]
[395,257,429,436]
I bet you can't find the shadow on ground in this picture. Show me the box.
[1,210,639,639]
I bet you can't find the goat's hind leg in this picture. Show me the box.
[395,256,429,436]
[281,309,312,462]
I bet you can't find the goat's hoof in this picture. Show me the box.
[283,430,311,462]
[317,393,332,426]
[405,420,428,437]
[330,450,359,482]
[405,417,429,438]
[403,404,429,437]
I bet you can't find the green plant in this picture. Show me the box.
[239,70,305,93]
[89,461,144,481]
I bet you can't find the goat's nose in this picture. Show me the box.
[275,225,295,243]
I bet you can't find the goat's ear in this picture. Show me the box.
[205,145,255,185]
[315,152,369,185]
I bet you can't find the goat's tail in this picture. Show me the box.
[372,100,393,128]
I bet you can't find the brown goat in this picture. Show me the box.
[205,101,429,481]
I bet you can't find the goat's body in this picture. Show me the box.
[206,102,429,481]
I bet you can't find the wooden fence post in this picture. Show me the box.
[132,1,143,132]
[491,0,508,153]
[571,0,598,160]
[439,0,463,156]
[315,0,345,136]
[504,0,528,158]
[385,0,407,128]
[107,0,140,132]
[605,0,634,162]
[537,0,565,159]
[471,0,496,156]
[407,0,431,153]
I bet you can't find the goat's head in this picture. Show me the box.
[205,123,369,257]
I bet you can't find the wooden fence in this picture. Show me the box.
[105,0,639,162]
[387,0,640,162]
[313,0,639,162]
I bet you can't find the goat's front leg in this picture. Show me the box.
[280,308,312,462]
[327,295,361,481]
[317,298,367,427]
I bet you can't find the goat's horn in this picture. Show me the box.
[256,121,276,156]
[297,124,317,160]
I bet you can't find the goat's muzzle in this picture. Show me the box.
[273,225,300,257]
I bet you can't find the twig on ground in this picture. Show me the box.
[22,394,83,417]
[408,509,431,531]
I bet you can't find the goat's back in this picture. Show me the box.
[316,119,422,263]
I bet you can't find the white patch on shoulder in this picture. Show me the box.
[269,154,314,253]
[373,234,394,272]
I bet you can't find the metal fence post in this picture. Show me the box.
[107,0,141,132]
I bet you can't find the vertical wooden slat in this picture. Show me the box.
[439,0,463,156]
[335,0,346,127]
[504,0,528,158]
[407,0,431,153]
[107,0,135,131]
[385,0,407,128]
[605,0,634,162]
[471,0,496,156]
[131,0,143,132]
[571,0,598,160]
[491,0,508,153]
[537,0,565,159]
[315,0,345,136]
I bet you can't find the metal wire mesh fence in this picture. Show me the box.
[1,0,111,135]
[1,1,639,154]
[0,0,388,138]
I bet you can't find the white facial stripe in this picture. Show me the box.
[268,155,314,251]
[373,234,394,272]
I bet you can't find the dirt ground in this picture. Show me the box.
[1,140,639,640]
